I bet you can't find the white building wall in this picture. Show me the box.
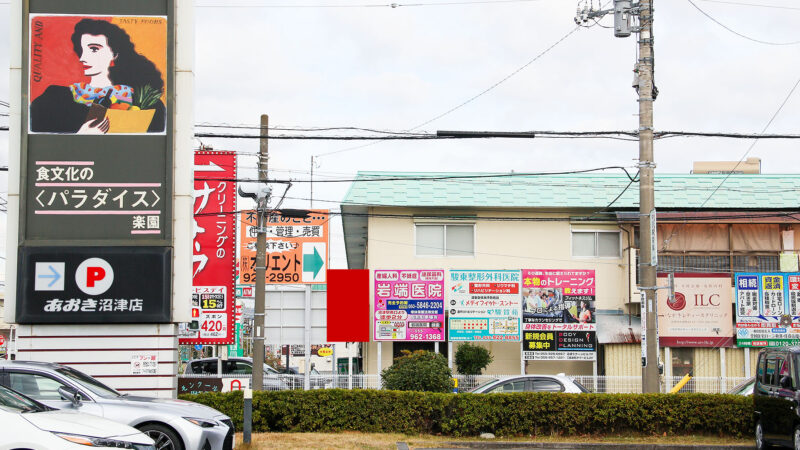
[363,207,628,376]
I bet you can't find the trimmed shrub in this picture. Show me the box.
[180,390,753,438]
[381,350,453,393]
[454,343,493,375]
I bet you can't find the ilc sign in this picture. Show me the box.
[656,273,734,347]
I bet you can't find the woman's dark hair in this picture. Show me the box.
[71,19,164,92]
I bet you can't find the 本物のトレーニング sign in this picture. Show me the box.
[374,270,445,342]
[448,270,521,342]
[239,210,329,285]
[521,269,596,361]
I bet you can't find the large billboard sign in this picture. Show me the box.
[239,210,329,285]
[656,273,733,348]
[24,11,172,241]
[656,273,734,348]
[448,270,521,342]
[374,270,445,341]
[521,269,596,361]
[16,2,175,325]
[28,15,167,135]
[179,151,236,345]
[735,272,800,348]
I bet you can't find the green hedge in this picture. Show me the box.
[180,390,753,437]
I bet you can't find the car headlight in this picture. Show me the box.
[53,432,154,449]
[183,416,219,428]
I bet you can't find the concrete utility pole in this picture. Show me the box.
[636,0,660,394]
[252,114,269,391]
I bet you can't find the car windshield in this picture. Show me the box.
[56,367,121,399]
[728,378,755,395]
[0,385,47,413]
[571,379,591,393]
[469,378,501,392]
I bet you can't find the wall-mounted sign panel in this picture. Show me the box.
[16,246,171,323]
[521,269,596,361]
[23,10,172,242]
[374,269,445,341]
[179,151,236,345]
[448,270,521,342]
[656,273,734,348]
[735,272,800,348]
[239,210,329,285]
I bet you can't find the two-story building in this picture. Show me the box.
[340,170,800,386]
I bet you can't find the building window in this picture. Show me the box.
[671,348,693,378]
[415,224,474,256]
[572,231,620,258]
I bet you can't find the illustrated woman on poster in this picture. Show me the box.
[30,19,165,134]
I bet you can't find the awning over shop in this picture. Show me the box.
[596,313,641,344]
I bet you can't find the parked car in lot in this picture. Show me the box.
[0,383,155,450]
[0,360,234,450]
[754,346,799,450]
[469,374,590,394]
[279,366,334,390]
[183,357,289,390]
[726,376,755,396]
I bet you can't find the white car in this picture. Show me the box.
[469,374,590,394]
[0,384,154,450]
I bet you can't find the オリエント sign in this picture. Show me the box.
[239,210,329,285]
[374,270,445,341]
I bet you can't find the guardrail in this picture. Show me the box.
[177,373,750,394]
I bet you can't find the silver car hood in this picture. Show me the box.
[100,395,228,420]
[23,410,154,444]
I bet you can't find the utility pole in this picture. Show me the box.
[252,114,269,391]
[636,0,659,394]
[577,0,659,392]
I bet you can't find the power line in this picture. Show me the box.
[659,74,800,251]
[699,0,800,11]
[314,3,597,159]
[687,0,800,45]
[195,0,548,8]
[193,129,800,140]
[200,165,640,184]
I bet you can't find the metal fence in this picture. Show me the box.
[178,373,749,394]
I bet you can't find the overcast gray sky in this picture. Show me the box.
[1,0,799,267]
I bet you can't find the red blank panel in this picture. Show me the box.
[327,269,370,342]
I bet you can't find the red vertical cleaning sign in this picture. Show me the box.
[327,269,370,342]
[179,151,237,345]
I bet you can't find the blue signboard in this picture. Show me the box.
[735,272,800,347]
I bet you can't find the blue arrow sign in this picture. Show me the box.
[38,264,62,288]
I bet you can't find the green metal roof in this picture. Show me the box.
[342,172,800,209]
